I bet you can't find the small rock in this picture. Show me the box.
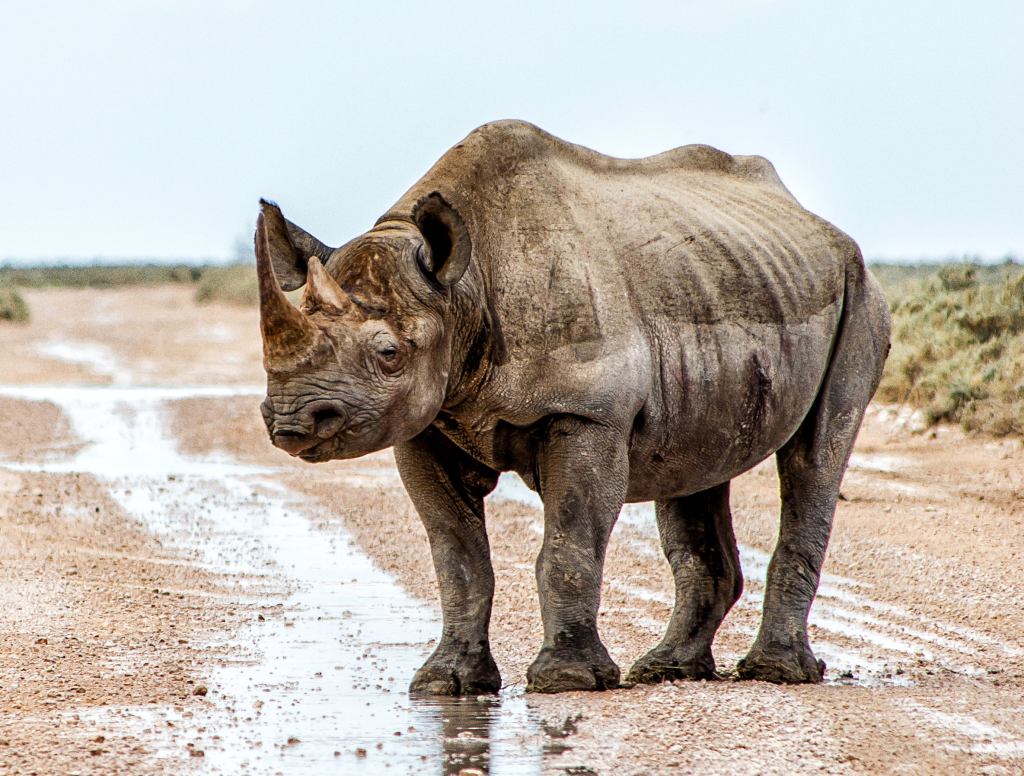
[193,685,208,697]
[355,747,368,758]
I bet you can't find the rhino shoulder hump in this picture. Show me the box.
[642,145,799,201]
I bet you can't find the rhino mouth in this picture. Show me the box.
[296,438,338,463]
[293,426,380,463]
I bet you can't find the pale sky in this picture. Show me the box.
[1,1,1021,263]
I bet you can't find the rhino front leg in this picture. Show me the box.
[394,428,501,696]
[526,417,626,693]
[627,482,743,684]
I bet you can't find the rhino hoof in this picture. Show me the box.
[626,647,717,685]
[736,644,825,684]
[526,649,620,693]
[409,650,501,697]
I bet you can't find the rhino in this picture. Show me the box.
[255,120,891,695]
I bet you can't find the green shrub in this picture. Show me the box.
[0,285,29,322]
[875,261,1024,436]
[936,263,977,291]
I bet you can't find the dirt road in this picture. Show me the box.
[1,287,1022,774]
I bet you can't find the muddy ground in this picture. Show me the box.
[0,287,1022,775]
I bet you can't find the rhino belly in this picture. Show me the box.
[625,311,840,502]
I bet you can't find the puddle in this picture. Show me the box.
[1,385,548,774]
[0,385,265,477]
[36,339,133,384]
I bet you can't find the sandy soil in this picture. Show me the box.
[0,466,253,773]
[1,287,1023,775]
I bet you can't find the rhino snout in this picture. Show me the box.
[262,398,348,456]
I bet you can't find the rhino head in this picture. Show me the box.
[255,195,471,462]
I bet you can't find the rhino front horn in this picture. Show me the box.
[255,210,319,366]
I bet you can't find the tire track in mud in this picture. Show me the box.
[488,474,1023,687]
[901,699,1024,759]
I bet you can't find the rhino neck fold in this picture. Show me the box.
[439,261,504,413]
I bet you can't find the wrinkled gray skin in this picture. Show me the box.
[256,120,891,695]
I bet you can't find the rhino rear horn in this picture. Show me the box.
[413,192,472,287]
[304,256,351,311]
[257,198,335,292]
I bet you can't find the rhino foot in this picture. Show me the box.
[526,647,620,693]
[409,645,501,697]
[736,642,825,684]
[626,646,717,685]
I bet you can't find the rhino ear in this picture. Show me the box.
[257,199,335,292]
[413,192,472,288]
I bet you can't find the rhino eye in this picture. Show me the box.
[371,330,406,372]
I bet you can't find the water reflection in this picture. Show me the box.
[412,690,545,775]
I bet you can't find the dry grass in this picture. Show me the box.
[193,264,258,306]
[0,262,260,308]
[874,261,1024,436]
[0,264,200,288]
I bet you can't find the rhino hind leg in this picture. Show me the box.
[735,433,842,684]
[627,482,742,685]
[738,264,890,684]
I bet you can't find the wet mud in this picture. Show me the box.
[1,287,1023,774]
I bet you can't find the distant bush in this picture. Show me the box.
[0,264,200,288]
[0,261,264,307]
[875,261,1024,436]
[194,264,258,306]
[0,284,29,322]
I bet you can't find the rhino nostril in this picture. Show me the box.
[312,408,346,439]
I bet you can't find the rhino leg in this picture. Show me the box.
[738,266,890,684]
[627,482,742,684]
[394,428,502,696]
[526,418,626,693]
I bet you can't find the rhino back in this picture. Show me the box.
[388,120,851,358]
